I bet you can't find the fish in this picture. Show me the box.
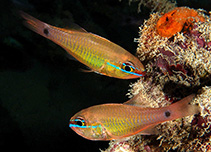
[69,94,200,140]
[20,11,145,79]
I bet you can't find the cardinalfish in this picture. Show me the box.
[69,94,200,140]
[20,11,145,79]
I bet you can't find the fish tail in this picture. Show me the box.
[20,11,51,38]
[166,94,201,120]
[20,11,72,51]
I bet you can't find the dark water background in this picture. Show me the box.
[0,0,210,151]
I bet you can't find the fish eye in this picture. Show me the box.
[74,117,86,127]
[122,61,135,72]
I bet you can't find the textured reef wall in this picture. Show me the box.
[102,6,211,152]
[127,0,177,13]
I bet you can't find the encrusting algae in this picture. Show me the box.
[156,7,205,38]
[135,6,211,89]
[102,6,211,152]
[127,0,177,13]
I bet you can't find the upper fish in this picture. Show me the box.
[69,94,200,140]
[20,11,145,79]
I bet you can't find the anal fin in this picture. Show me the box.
[139,125,160,135]
[80,68,94,73]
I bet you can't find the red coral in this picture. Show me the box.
[156,7,205,38]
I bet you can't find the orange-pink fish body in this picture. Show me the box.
[20,11,145,79]
[69,95,200,140]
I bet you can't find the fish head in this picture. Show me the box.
[106,57,145,79]
[69,110,109,140]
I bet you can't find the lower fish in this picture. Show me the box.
[69,94,200,140]
[20,11,145,79]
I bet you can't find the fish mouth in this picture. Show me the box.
[69,121,77,128]
[69,121,85,136]
[136,70,146,76]
[129,70,146,78]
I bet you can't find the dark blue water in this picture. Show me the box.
[0,0,142,151]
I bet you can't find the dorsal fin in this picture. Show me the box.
[64,22,88,33]
[124,93,149,107]
[124,94,139,105]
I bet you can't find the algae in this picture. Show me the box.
[104,6,211,152]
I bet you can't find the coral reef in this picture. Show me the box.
[103,7,211,152]
[136,7,211,90]
[127,0,177,13]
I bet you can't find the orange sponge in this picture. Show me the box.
[156,7,205,38]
